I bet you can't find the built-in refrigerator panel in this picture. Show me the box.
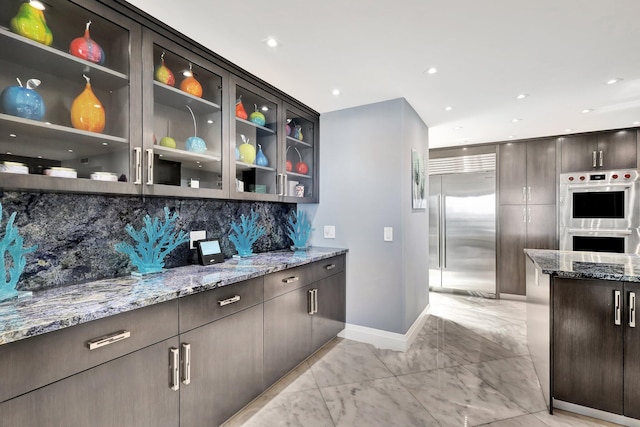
[429,153,497,297]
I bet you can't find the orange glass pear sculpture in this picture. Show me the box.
[71,74,105,133]
[179,63,202,98]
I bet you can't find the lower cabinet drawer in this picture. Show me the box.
[312,255,345,282]
[179,276,264,332]
[264,264,314,300]
[0,300,178,403]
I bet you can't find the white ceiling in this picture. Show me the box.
[126,0,640,148]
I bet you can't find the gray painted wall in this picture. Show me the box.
[301,98,429,334]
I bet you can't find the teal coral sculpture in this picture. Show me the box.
[229,210,265,257]
[0,203,37,302]
[115,207,189,275]
[287,210,313,250]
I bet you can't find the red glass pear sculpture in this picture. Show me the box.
[69,21,105,65]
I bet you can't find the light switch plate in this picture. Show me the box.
[384,227,393,242]
[190,230,206,249]
[324,225,336,239]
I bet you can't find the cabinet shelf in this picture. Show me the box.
[0,27,129,90]
[236,161,275,172]
[286,172,311,179]
[153,145,220,164]
[153,81,221,114]
[236,118,276,136]
[286,136,312,148]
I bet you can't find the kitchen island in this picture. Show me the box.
[525,249,640,427]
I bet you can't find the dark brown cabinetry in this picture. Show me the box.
[498,139,557,295]
[553,278,640,419]
[560,129,637,172]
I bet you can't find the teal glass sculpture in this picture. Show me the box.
[114,207,189,275]
[286,210,313,250]
[0,203,37,302]
[229,210,265,257]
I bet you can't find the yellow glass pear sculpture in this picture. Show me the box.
[71,74,105,133]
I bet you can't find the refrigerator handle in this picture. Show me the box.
[437,193,442,268]
[442,195,447,269]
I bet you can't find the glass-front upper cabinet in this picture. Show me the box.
[284,105,317,202]
[141,31,229,198]
[0,0,142,194]
[230,77,281,200]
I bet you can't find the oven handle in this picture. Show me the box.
[567,183,633,190]
[566,228,633,235]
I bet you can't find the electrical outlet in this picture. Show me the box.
[324,225,336,239]
[190,230,206,249]
[384,227,393,242]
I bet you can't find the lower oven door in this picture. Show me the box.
[560,228,640,254]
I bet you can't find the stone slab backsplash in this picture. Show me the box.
[0,191,295,291]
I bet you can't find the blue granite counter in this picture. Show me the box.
[525,249,640,282]
[0,247,347,346]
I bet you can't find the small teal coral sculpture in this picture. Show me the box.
[0,203,37,302]
[114,207,189,275]
[287,210,313,251]
[229,210,265,257]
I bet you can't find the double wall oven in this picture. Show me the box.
[560,170,640,253]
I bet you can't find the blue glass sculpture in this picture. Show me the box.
[0,203,37,302]
[286,210,313,251]
[229,210,265,257]
[114,207,189,275]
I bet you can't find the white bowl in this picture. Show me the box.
[44,167,77,178]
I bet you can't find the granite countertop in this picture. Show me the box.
[0,247,347,346]
[525,249,640,282]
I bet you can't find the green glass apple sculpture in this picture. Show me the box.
[249,104,266,126]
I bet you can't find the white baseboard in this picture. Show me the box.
[338,303,430,352]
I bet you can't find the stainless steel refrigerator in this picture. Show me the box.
[429,171,496,296]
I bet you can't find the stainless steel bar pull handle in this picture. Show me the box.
[630,292,636,328]
[218,295,241,306]
[169,348,180,391]
[527,186,531,202]
[311,289,318,314]
[133,147,142,185]
[146,148,154,185]
[522,187,526,202]
[181,343,191,385]
[599,150,604,167]
[528,207,532,223]
[522,207,527,223]
[87,330,131,350]
[615,290,622,326]
[324,264,336,270]
[282,276,299,284]
[592,151,597,168]
[308,289,314,315]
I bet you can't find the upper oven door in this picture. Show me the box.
[559,171,640,229]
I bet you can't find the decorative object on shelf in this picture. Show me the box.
[296,125,303,141]
[184,105,207,153]
[0,202,37,303]
[229,210,265,258]
[159,136,177,149]
[286,119,292,136]
[10,2,53,46]
[114,206,189,275]
[154,51,175,86]
[235,95,248,120]
[286,210,313,251]
[285,145,293,172]
[69,21,105,65]
[1,77,45,121]
[71,74,105,133]
[235,145,240,160]
[238,134,255,164]
[295,185,305,197]
[180,63,203,98]
[44,167,77,178]
[293,146,309,175]
[290,121,300,139]
[249,103,266,126]
[255,144,269,167]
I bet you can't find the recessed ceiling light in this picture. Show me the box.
[512,118,521,123]
[207,119,214,124]
[159,154,164,157]
[444,106,452,111]
[102,142,108,146]
[462,147,468,150]
[607,78,623,85]
[454,126,463,130]
[68,149,73,153]
[9,133,16,138]
[266,38,278,48]
[582,109,593,113]
[29,1,45,10]
[633,121,640,125]
[37,155,42,159]
[196,161,200,164]
[198,165,202,168]
[508,135,515,139]
[516,94,529,100]
[6,152,12,155]
[565,128,573,133]
[332,89,340,96]
[426,67,438,74]
[45,121,51,125]
[261,106,269,112]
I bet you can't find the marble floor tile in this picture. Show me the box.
[397,365,527,426]
[371,335,459,375]
[308,341,394,388]
[225,389,334,427]
[320,377,439,427]
[462,356,547,413]
[483,413,549,426]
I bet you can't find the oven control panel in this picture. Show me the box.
[562,170,639,184]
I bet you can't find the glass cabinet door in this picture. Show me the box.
[0,0,141,194]
[231,80,280,200]
[142,31,228,198]
[284,106,317,202]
